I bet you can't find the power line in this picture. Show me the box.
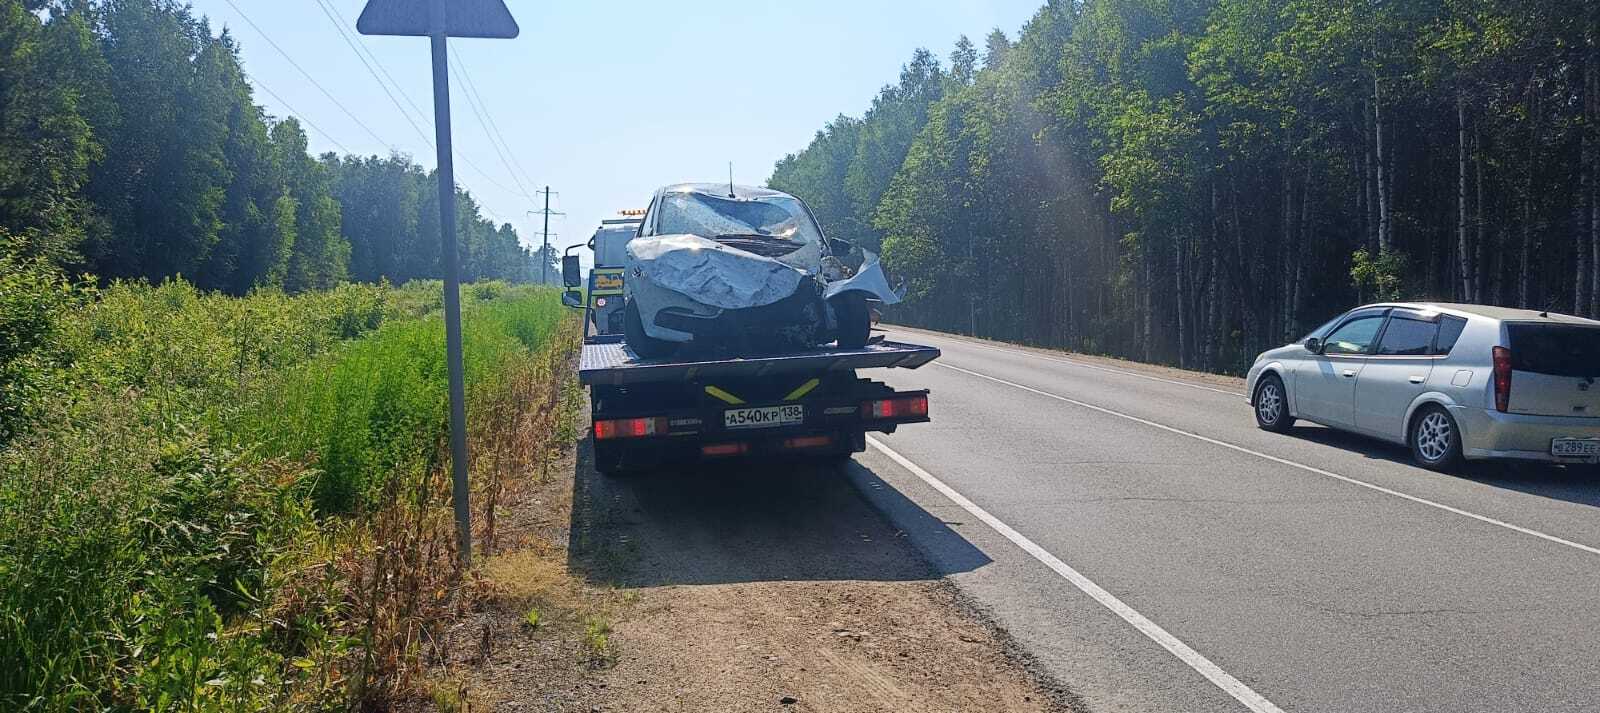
[308,0,433,147]
[248,77,355,155]
[311,0,433,131]
[220,0,394,151]
[450,45,541,193]
[294,0,535,202]
[448,57,538,204]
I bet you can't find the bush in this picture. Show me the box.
[0,253,78,442]
[0,279,572,710]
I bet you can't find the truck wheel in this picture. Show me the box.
[624,298,674,359]
[832,295,871,348]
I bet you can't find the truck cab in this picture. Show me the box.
[566,216,642,336]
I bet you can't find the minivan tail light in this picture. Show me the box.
[1492,346,1512,413]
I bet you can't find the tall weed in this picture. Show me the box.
[0,279,574,711]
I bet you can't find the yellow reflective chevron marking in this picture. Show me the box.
[784,378,821,401]
[704,385,745,405]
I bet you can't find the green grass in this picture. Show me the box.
[0,278,573,711]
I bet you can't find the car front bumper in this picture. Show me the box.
[1452,405,1600,463]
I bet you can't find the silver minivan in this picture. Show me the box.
[1246,303,1600,471]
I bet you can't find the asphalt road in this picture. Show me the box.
[857,326,1600,713]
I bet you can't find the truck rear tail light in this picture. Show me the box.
[1492,346,1512,413]
[862,395,929,419]
[701,442,749,457]
[783,435,833,450]
[594,416,668,440]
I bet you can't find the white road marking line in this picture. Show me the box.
[935,361,1600,558]
[866,435,1287,713]
[889,326,1245,397]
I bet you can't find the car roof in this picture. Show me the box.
[1362,302,1600,325]
[659,183,795,201]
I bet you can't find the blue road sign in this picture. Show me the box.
[357,0,519,39]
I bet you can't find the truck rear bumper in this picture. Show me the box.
[589,380,929,473]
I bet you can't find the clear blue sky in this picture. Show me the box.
[185,0,1044,264]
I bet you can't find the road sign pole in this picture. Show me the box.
[359,0,520,572]
[430,15,472,568]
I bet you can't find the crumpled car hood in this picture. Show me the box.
[627,234,805,310]
[824,250,902,306]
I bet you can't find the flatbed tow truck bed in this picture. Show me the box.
[576,334,940,473]
[578,335,940,385]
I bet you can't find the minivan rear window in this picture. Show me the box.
[1505,324,1600,377]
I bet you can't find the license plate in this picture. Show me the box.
[1551,438,1600,458]
[724,404,803,430]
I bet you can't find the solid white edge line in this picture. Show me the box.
[889,326,1246,397]
[865,435,1287,713]
[935,361,1600,558]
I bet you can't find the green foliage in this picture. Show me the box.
[240,285,564,513]
[0,279,570,710]
[774,0,1600,372]
[0,247,78,441]
[326,155,536,287]
[0,0,535,295]
[1351,248,1407,301]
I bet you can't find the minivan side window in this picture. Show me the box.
[1432,315,1467,356]
[1375,316,1439,356]
[1322,315,1386,355]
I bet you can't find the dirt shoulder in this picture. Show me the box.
[885,324,1248,394]
[431,392,1069,712]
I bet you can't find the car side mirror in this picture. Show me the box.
[1305,337,1321,354]
[827,237,854,256]
[562,255,582,288]
[561,290,583,309]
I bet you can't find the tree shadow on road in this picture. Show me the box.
[565,437,992,588]
[1286,424,1600,509]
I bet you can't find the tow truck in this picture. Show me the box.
[559,232,940,474]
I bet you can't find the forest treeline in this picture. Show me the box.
[771,0,1600,372]
[0,0,541,294]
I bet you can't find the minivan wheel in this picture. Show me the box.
[1409,405,1463,472]
[623,298,675,360]
[1253,374,1294,433]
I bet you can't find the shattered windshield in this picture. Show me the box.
[655,191,823,247]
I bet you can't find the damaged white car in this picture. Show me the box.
[622,183,900,358]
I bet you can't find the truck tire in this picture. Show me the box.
[623,298,674,359]
[832,294,871,349]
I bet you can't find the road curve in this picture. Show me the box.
[857,326,1600,713]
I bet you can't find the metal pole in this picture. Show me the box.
[541,186,551,285]
[430,0,472,567]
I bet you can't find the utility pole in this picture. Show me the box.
[530,186,564,285]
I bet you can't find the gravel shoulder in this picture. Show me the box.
[435,391,1070,712]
